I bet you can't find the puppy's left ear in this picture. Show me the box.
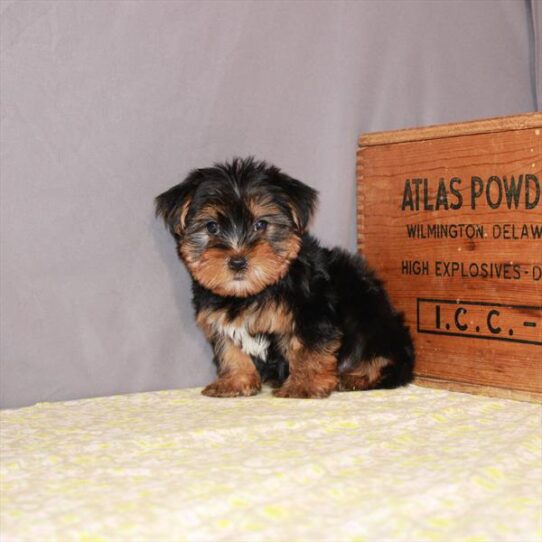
[155,169,203,239]
[273,170,319,233]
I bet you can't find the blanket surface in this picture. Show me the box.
[1,385,541,541]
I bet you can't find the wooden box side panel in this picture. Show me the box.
[357,125,542,397]
[359,112,542,147]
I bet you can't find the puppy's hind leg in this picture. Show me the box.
[338,356,391,391]
[273,338,339,399]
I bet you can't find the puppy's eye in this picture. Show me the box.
[206,221,220,234]
[254,219,268,232]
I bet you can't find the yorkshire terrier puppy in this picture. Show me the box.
[155,157,414,398]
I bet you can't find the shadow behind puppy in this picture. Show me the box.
[155,157,414,398]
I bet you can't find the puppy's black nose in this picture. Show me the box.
[228,256,248,272]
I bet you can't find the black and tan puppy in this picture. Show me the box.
[156,157,414,398]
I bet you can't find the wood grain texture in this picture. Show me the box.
[359,112,542,147]
[358,115,542,400]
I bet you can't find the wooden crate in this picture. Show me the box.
[357,113,542,402]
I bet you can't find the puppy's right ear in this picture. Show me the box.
[155,169,203,239]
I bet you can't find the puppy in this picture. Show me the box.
[155,157,414,398]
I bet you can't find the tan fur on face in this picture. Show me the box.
[173,198,192,236]
[183,247,234,295]
[176,204,222,251]
[249,194,303,233]
[248,199,283,219]
[338,356,391,391]
[184,236,301,298]
[177,192,302,297]
[241,237,301,295]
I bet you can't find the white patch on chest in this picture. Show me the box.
[220,323,269,360]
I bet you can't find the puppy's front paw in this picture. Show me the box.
[202,376,261,398]
[272,379,334,399]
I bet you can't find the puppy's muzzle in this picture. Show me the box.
[228,255,248,272]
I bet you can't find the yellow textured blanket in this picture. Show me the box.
[1,385,541,541]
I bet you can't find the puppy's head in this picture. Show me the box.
[155,157,318,297]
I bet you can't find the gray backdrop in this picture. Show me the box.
[1,0,539,408]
